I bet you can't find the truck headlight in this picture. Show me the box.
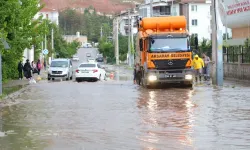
[185,74,193,80]
[148,75,157,82]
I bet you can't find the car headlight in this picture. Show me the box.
[185,74,193,80]
[148,75,157,82]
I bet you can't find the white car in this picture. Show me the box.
[72,56,79,61]
[87,58,95,63]
[86,53,91,57]
[48,59,73,81]
[75,63,106,82]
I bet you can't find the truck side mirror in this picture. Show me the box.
[139,39,143,51]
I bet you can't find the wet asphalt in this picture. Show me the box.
[1,48,250,150]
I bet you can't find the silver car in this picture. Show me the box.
[48,59,73,81]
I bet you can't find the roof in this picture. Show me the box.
[40,7,58,12]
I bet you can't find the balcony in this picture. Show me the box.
[153,5,171,16]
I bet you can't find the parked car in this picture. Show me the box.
[96,57,104,62]
[86,53,91,57]
[83,43,92,48]
[75,62,106,82]
[72,55,79,61]
[48,59,73,81]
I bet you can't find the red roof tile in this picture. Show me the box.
[40,0,139,14]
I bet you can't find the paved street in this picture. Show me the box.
[0,48,250,150]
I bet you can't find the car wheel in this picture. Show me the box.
[52,78,55,81]
[66,73,70,81]
[98,75,101,81]
[48,75,51,80]
[76,78,80,82]
[70,72,73,80]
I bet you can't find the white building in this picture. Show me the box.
[23,7,59,64]
[115,10,138,37]
[138,0,232,41]
[34,7,59,25]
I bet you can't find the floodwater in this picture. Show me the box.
[1,47,250,149]
[0,78,250,150]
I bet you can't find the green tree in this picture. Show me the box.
[59,8,113,42]
[98,38,115,63]
[118,34,128,61]
[0,0,42,80]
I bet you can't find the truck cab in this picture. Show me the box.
[136,16,193,88]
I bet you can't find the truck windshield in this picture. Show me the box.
[150,38,188,52]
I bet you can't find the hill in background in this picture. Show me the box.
[41,0,143,14]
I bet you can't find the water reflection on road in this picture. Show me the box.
[1,77,250,149]
[137,87,195,149]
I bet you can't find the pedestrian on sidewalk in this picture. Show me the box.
[192,54,204,83]
[17,61,23,80]
[44,58,47,71]
[133,64,137,84]
[202,53,211,81]
[23,59,32,80]
[31,61,36,74]
[37,59,42,75]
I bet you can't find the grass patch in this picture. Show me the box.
[125,66,133,70]
[0,85,24,100]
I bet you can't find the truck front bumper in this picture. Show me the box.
[145,69,193,84]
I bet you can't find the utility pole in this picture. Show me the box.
[131,15,134,66]
[128,9,132,67]
[211,0,223,86]
[115,18,119,65]
[51,28,54,59]
[150,0,153,17]
[0,39,10,96]
[171,0,174,15]
[100,26,103,38]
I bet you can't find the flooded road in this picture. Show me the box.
[1,48,250,149]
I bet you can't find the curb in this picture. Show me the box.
[0,85,29,108]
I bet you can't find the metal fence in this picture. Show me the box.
[223,46,250,63]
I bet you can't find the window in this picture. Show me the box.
[192,19,198,26]
[191,5,197,12]
[79,64,96,68]
[192,33,198,37]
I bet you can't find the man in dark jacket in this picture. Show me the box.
[17,61,23,80]
[23,59,32,80]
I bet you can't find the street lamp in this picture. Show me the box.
[0,39,10,96]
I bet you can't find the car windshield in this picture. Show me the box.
[79,64,96,68]
[150,38,188,52]
[50,61,68,68]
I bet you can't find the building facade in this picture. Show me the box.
[63,32,88,47]
[34,7,59,25]
[23,7,60,64]
[219,0,250,45]
[138,0,231,41]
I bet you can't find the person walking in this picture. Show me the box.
[192,54,204,83]
[37,59,42,75]
[202,53,211,81]
[133,64,137,84]
[23,59,32,80]
[17,61,23,80]
[44,59,47,71]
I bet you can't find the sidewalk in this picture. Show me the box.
[2,70,47,98]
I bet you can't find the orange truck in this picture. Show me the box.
[135,16,193,88]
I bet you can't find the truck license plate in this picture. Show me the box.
[165,75,176,78]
